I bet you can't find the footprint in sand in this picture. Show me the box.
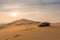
[13,35,21,38]
[6,35,21,40]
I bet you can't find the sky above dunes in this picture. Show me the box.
[0,0,60,23]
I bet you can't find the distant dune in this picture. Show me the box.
[0,19,40,29]
[7,19,39,26]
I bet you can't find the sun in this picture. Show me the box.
[11,12,18,17]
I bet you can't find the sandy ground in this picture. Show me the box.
[0,23,60,40]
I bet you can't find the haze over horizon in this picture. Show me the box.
[0,0,60,23]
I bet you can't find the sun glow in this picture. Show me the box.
[11,12,18,17]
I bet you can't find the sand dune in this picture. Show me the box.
[0,19,60,40]
[0,19,39,29]
[0,23,60,40]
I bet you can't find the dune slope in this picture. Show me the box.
[0,23,60,40]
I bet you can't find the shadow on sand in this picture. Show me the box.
[49,26,60,29]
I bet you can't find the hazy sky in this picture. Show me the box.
[0,0,60,23]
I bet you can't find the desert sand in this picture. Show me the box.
[0,19,60,40]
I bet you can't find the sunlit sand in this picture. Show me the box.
[0,19,60,40]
